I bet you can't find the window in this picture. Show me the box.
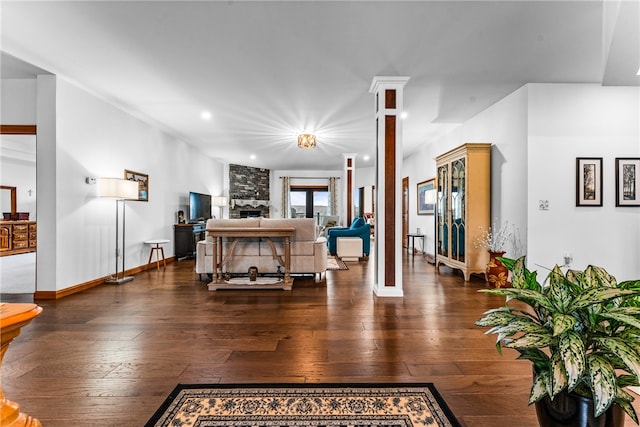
[290,186,328,219]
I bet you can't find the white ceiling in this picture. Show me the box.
[1,1,638,171]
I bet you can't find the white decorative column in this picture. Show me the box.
[342,153,356,226]
[369,76,409,297]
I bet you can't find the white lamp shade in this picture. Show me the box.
[212,196,228,206]
[97,178,139,200]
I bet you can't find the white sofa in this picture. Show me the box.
[195,217,328,280]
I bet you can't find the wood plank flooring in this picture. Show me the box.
[2,252,639,426]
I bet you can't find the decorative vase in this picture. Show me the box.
[486,250,510,288]
[535,391,625,427]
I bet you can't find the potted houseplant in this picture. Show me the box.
[474,221,515,287]
[476,256,640,426]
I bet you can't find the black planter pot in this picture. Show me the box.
[535,392,625,427]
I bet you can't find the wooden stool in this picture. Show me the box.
[144,239,170,271]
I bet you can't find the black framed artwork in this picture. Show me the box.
[576,157,602,207]
[615,157,640,207]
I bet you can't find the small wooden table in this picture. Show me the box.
[406,233,425,256]
[1,303,43,427]
[206,227,295,290]
[144,239,170,271]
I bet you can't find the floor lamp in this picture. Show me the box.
[98,178,139,284]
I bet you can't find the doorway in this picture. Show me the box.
[0,126,37,296]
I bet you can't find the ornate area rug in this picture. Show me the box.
[326,256,349,270]
[145,383,461,427]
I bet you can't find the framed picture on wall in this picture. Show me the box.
[124,169,149,202]
[575,157,602,207]
[615,158,640,207]
[417,178,435,215]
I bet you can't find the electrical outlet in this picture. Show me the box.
[539,200,549,211]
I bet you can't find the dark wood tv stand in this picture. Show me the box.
[174,222,205,259]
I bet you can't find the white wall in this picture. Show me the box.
[1,79,37,124]
[1,80,38,218]
[403,83,640,281]
[39,76,224,292]
[403,85,529,258]
[527,84,640,280]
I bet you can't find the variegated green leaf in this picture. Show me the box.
[565,269,582,285]
[553,314,577,336]
[547,266,573,311]
[591,265,617,288]
[615,387,639,424]
[600,311,640,331]
[594,337,640,381]
[516,348,550,367]
[482,288,555,311]
[620,279,640,290]
[616,374,640,388]
[569,287,635,311]
[486,317,547,338]
[509,256,527,289]
[475,308,516,327]
[529,371,549,404]
[581,266,598,289]
[587,355,617,417]
[503,333,552,349]
[498,256,517,271]
[558,331,584,390]
[615,398,638,425]
[549,352,567,397]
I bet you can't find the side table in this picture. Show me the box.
[1,303,43,427]
[144,239,170,271]
[406,234,425,256]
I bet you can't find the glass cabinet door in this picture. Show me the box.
[450,158,466,262]
[436,164,448,257]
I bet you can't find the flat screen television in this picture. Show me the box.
[189,191,212,223]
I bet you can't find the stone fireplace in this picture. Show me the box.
[240,210,262,218]
[229,164,270,219]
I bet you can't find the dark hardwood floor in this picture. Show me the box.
[3,251,639,426]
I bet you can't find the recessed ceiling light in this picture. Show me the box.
[201,111,212,120]
[363,155,370,161]
[637,67,640,76]
[400,112,408,119]
[250,154,256,160]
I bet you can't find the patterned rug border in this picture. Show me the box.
[145,383,461,427]
[326,256,349,271]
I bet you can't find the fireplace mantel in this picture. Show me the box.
[231,199,270,209]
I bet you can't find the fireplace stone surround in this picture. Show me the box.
[229,164,270,219]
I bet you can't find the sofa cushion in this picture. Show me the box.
[260,218,317,241]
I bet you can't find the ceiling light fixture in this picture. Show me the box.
[201,111,212,120]
[297,133,316,149]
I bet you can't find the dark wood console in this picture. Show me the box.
[174,223,205,259]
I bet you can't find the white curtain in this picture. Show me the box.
[328,177,338,216]
[281,176,291,218]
